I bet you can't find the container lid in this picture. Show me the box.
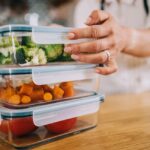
[0,94,104,126]
[0,64,99,84]
[0,24,93,44]
[0,25,32,34]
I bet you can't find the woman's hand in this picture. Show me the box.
[64,10,129,75]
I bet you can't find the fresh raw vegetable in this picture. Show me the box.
[0,117,37,137]
[21,95,31,104]
[8,94,21,105]
[53,85,64,100]
[0,81,75,105]
[60,82,75,98]
[0,35,73,65]
[16,47,26,64]
[21,36,36,48]
[45,118,77,134]
[43,92,53,102]
[42,44,63,62]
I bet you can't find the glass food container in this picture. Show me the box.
[0,93,104,148]
[0,25,91,67]
[0,24,104,149]
[0,64,100,108]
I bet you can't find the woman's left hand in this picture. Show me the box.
[64,10,129,75]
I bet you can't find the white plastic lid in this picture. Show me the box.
[32,26,93,44]
[0,94,104,126]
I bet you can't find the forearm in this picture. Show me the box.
[122,28,150,57]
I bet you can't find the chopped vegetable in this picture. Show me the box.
[53,85,64,99]
[8,94,21,105]
[21,36,36,48]
[19,84,33,96]
[60,81,74,97]
[43,44,63,62]
[31,87,44,101]
[4,87,16,100]
[42,85,53,93]
[21,95,31,104]
[43,92,53,102]
[16,47,26,64]
[60,52,73,61]
[0,53,13,65]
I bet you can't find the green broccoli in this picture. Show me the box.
[43,44,63,62]
[0,36,19,48]
[60,52,73,61]
[21,36,36,48]
[0,53,13,65]
[16,47,26,64]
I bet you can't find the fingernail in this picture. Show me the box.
[95,68,101,74]
[68,33,75,39]
[64,47,72,52]
[85,17,92,24]
[71,54,79,60]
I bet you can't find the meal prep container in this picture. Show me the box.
[0,24,104,149]
[0,64,100,108]
[0,25,91,66]
[0,94,104,148]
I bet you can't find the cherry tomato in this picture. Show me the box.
[0,116,37,137]
[45,118,77,134]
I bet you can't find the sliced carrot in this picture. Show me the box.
[31,87,44,101]
[4,87,16,100]
[8,94,21,105]
[43,92,53,102]
[21,95,31,104]
[42,85,53,93]
[53,86,64,100]
[19,84,33,96]
[60,81,74,98]
[60,81,74,88]
[62,87,75,98]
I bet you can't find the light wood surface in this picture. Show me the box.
[1,92,150,150]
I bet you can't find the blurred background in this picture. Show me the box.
[0,0,79,26]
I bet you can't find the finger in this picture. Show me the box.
[68,23,111,39]
[95,58,118,75]
[85,10,109,25]
[64,37,113,54]
[71,51,110,64]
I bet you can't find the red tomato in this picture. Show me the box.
[45,118,77,134]
[0,117,37,137]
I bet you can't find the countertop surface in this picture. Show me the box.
[1,92,150,150]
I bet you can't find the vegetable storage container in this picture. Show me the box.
[0,93,104,148]
[0,64,100,108]
[0,25,91,66]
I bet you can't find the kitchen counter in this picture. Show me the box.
[1,92,150,150]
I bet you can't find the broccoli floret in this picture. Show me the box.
[43,44,63,62]
[0,36,19,48]
[0,53,12,65]
[60,52,73,61]
[21,36,36,48]
[16,47,26,64]
[24,47,47,65]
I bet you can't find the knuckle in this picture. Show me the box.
[73,45,81,53]
[90,26,100,38]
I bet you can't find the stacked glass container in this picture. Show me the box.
[0,25,104,148]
